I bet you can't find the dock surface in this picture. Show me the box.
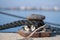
[0,33,60,40]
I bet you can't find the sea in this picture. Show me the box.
[0,10,60,32]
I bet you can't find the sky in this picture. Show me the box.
[0,0,60,8]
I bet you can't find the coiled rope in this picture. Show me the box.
[22,24,46,40]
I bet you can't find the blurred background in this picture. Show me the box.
[0,0,60,32]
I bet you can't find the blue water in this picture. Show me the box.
[0,10,60,32]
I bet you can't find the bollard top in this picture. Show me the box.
[27,14,45,20]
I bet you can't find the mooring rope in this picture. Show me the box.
[0,12,27,19]
[0,20,33,30]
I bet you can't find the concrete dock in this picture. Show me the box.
[0,33,60,40]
